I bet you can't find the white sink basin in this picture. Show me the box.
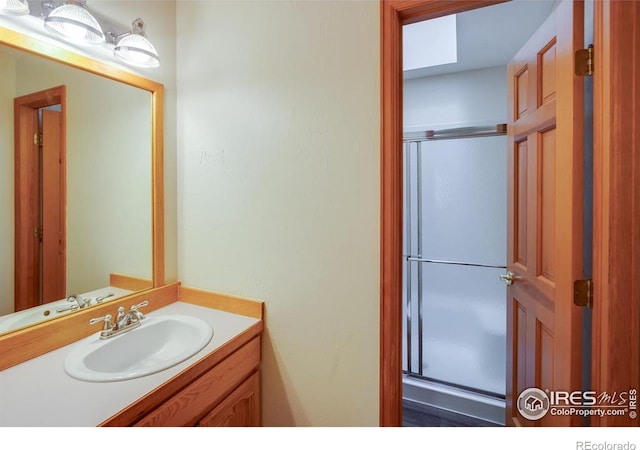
[0,302,71,334]
[64,315,213,382]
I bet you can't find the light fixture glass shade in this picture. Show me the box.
[44,1,105,45]
[114,33,160,68]
[0,0,30,15]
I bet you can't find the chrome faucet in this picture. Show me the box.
[89,300,149,339]
[56,294,92,313]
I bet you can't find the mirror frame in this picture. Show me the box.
[0,26,165,334]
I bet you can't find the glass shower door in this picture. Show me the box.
[402,134,507,398]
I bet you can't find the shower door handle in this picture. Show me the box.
[500,271,516,286]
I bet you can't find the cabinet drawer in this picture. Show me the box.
[135,336,260,426]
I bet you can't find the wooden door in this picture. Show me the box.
[14,100,39,312]
[505,0,584,427]
[14,86,66,312]
[41,109,66,303]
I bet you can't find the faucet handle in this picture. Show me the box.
[56,304,79,313]
[89,314,114,332]
[129,300,148,321]
[115,306,128,327]
[95,293,115,303]
[132,300,149,309]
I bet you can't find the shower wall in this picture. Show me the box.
[404,65,507,129]
[403,66,508,399]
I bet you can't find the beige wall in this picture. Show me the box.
[0,53,15,315]
[176,1,380,426]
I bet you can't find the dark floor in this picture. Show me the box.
[403,399,502,427]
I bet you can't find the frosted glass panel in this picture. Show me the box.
[419,136,507,266]
[420,263,506,396]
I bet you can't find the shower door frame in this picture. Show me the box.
[380,0,640,427]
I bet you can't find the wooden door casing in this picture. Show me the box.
[506,0,584,427]
[379,0,508,427]
[591,0,640,427]
[382,0,640,429]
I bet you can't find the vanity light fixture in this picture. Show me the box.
[110,18,160,69]
[5,1,160,69]
[44,0,105,45]
[0,0,29,15]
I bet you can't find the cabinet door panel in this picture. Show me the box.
[198,372,260,427]
[135,337,260,427]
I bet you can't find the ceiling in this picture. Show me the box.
[403,0,559,79]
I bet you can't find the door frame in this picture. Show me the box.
[590,0,640,427]
[380,0,640,427]
[14,85,67,312]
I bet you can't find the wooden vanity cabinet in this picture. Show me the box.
[101,323,262,427]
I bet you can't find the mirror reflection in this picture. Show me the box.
[0,42,153,334]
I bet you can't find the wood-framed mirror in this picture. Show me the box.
[0,25,164,337]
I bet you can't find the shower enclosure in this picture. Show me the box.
[402,124,508,425]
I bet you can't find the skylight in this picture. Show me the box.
[403,14,457,71]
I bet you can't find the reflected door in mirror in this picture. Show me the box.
[14,86,67,311]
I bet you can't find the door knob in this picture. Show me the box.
[500,271,516,286]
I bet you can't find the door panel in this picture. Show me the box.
[515,140,528,267]
[41,109,65,303]
[506,0,584,427]
[539,126,556,286]
[14,105,40,312]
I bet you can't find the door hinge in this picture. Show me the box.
[575,44,594,76]
[573,279,593,308]
[33,226,43,242]
[33,133,43,146]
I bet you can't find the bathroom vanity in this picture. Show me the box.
[0,286,264,427]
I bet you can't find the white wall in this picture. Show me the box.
[0,53,15,315]
[176,1,380,426]
[403,65,507,129]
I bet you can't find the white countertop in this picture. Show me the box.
[0,301,260,427]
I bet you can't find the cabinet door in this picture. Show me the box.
[135,337,260,426]
[198,372,260,427]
